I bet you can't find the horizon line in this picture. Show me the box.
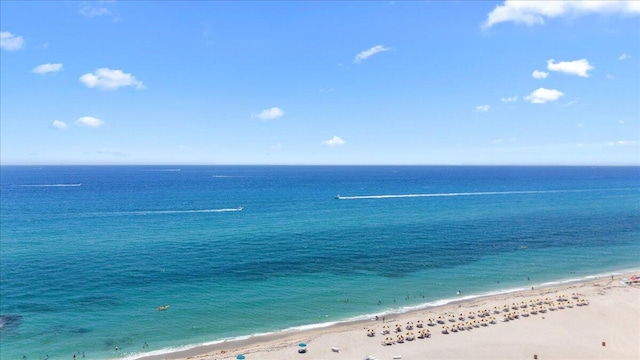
[1,163,639,167]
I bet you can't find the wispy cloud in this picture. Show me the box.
[323,135,346,147]
[607,140,637,146]
[354,45,390,64]
[79,1,119,21]
[32,63,63,75]
[80,68,145,90]
[253,107,284,121]
[97,148,127,156]
[476,105,490,112]
[547,59,594,77]
[483,0,640,29]
[75,116,105,128]
[532,70,548,79]
[561,99,579,107]
[0,31,25,51]
[80,5,110,17]
[524,88,564,104]
[618,53,631,60]
[50,120,68,130]
[501,96,518,102]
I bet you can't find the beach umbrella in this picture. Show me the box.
[406,321,414,329]
[236,355,246,360]
[298,343,307,347]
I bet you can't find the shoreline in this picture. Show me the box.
[133,270,640,360]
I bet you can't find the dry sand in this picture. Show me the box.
[139,272,640,360]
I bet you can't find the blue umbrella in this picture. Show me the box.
[298,343,307,347]
[236,355,246,360]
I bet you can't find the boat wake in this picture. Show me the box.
[335,188,636,200]
[85,207,244,217]
[20,183,82,187]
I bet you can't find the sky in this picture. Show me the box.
[1,1,639,166]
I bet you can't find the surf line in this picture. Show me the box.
[334,188,626,200]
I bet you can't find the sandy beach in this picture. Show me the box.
[139,272,640,360]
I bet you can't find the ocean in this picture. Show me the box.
[1,166,638,359]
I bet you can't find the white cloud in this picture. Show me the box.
[1,31,25,51]
[483,0,640,29]
[51,120,68,130]
[354,45,390,64]
[32,63,63,75]
[501,96,518,102]
[79,1,113,18]
[75,116,105,128]
[323,135,346,147]
[607,140,637,146]
[79,68,145,90]
[476,105,490,112]
[253,107,284,120]
[524,88,564,104]
[532,70,548,79]
[606,74,615,79]
[547,59,594,77]
[618,53,631,60]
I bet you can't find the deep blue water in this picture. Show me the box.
[1,166,639,359]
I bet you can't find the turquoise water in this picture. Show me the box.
[1,166,639,359]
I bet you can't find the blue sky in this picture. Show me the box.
[1,1,638,165]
